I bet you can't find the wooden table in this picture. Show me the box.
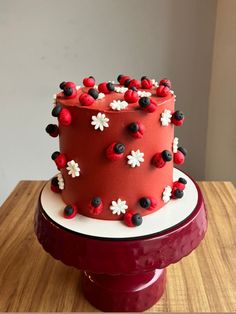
[0,181,235,312]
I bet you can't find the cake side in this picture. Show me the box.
[47,75,187,226]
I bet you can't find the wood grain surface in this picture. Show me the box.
[0,181,235,312]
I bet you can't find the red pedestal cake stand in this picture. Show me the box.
[34,169,207,312]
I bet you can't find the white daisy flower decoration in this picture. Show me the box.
[57,172,64,190]
[115,86,128,93]
[91,112,109,131]
[160,109,172,126]
[98,92,105,100]
[53,94,57,104]
[173,137,179,153]
[110,198,128,215]
[76,85,81,90]
[151,79,159,87]
[66,160,80,178]
[127,149,144,168]
[110,100,128,111]
[138,90,152,97]
[162,186,172,203]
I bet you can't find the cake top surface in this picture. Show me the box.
[55,75,175,113]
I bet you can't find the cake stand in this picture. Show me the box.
[34,168,207,312]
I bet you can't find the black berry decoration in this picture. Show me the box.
[91,197,102,208]
[139,97,150,108]
[52,105,62,117]
[63,87,73,97]
[179,177,187,184]
[128,122,139,133]
[64,204,77,219]
[113,143,125,154]
[88,88,99,99]
[173,189,184,199]
[139,197,151,209]
[106,82,115,92]
[178,147,187,156]
[162,150,172,162]
[51,151,60,160]
[45,124,59,137]
[59,81,66,89]
[131,213,143,226]
[124,79,131,87]
[117,74,123,82]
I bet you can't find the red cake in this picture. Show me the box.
[46,75,187,227]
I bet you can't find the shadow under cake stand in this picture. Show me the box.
[34,168,207,312]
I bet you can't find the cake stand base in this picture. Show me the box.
[35,169,207,312]
[82,269,166,312]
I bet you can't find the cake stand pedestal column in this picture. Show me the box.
[34,171,207,312]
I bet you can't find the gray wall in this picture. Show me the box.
[0,0,217,205]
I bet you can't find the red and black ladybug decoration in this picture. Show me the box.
[174,147,187,165]
[152,150,172,168]
[128,79,141,89]
[45,124,59,137]
[117,75,131,85]
[124,210,143,227]
[127,121,145,139]
[156,85,170,97]
[171,110,185,126]
[89,197,104,215]
[64,204,77,219]
[79,93,95,106]
[139,196,157,211]
[173,177,187,191]
[138,97,157,113]
[51,151,67,169]
[106,143,125,161]
[52,105,72,126]
[98,82,115,94]
[124,89,139,103]
[50,177,60,193]
[83,76,95,87]
[159,78,171,89]
[59,81,77,99]
[141,77,152,89]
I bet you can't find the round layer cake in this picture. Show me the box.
[46,76,186,225]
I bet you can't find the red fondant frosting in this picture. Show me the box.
[52,76,178,221]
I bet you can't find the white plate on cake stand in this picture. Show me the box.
[41,168,198,239]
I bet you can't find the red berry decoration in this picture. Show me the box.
[98,82,115,94]
[51,151,67,169]
[50,177,60,193]
[138,97,157,113]
[174,147,187,165]
[89,197,103,215]
[159,78,171,88]
[141,78,152,89]
[124,89,139,103]
[139,196,157,210]
[106,143,125,161]
[152,150,172,168]
[45,124,59,137]
[156,85,170,97]
[64,204,77,219]
[128,79,141,89]
[171,110,185,126]
[127,121,145,139]
[59,108,72,126]
[119,75,131,85]
[83,76,95,87]
[79,93,95,106]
